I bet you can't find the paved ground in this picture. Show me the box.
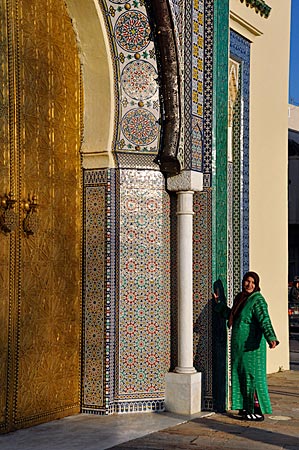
[111,334,299,449]
[0,334,298,450]
[111,370,299,450]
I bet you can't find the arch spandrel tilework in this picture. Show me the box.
[98,0,161,164]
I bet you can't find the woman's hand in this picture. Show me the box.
[212,290,220,303]
[269,341,277,349]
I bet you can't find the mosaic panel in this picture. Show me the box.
[232,69,242,296]
[192,0,204,118]
[116,153,160,170]
[203,0,214,186]
[114,11,150,52]
[185,0,205,170]
[121,60,158,100]
[168,0,183,48]
[82,169,118,415]
[192,115,203,170]
[211,0,229,413]
[227,161,234,304]
[228,60,239,130]
[230,30,250,277]
[169,192,178,371]
[193,189,213,409]
[121,109,159,146]
[106,170,117,413]
[101,0,161,156]
[183,0,192,169]
[83,174,107,411]
[211,0,229,286]
[228,59,240,298]
[115,170,170,404]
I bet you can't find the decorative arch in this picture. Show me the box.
[65,0,116,169]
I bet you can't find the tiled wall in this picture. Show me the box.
[83,169,170,413]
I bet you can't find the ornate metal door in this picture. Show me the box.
[0,0,82,432]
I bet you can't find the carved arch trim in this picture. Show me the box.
[148,0,181,175]
[65,0,116,169]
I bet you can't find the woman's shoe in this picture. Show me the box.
[241,411,264,421]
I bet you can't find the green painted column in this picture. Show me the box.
[212,0,229,287]
[212,0,229,412]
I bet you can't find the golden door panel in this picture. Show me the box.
[0,0,82,432]
[0,0,12,431]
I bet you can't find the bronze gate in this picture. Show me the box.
[0,0,82,432]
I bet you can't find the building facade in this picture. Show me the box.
[0,0,290,432]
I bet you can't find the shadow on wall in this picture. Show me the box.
[212,279,228,412]
[193,279,228,412]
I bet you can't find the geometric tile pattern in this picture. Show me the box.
[231,69,242,297]
[230,30,250,276]
[184,0,205,170]
[203,0,214,186]
[168,0,184,168]
[168,0,183,46]
[227,161,234,303]
[121,109,159,146]
[228,59,240,301]
[169,193,178,371]
[183,0,193,169]
[115,170,170,410]
[227,161,234,399]
[192,115,203,170]
[101,1,161,156]
[215,1,230,299]
[211,0,229,288]
[82,170,108,413]
[193,189,213,409]
[192,0,204,118]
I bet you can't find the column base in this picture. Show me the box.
[165,372,202,415]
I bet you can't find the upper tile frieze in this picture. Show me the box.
[239,0,271,18]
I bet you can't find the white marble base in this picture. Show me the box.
[165,372,202,415]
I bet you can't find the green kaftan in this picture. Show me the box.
[216,292,278,414]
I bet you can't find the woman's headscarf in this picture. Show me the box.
[228,271,260,328]
[242,271,260,293]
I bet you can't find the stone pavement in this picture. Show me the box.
[0,370,299,450]
[111,370,299,450]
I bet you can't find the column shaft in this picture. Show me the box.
[175,191,196,374]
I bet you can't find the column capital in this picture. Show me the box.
[167,170,203,192]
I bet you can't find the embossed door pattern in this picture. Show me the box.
[0,0,82,433]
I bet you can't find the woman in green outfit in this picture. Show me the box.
[213,271,279,422]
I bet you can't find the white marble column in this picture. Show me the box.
[175,191,197,374]
[165,171,202,415]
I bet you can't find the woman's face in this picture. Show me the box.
[243,276,255,294]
